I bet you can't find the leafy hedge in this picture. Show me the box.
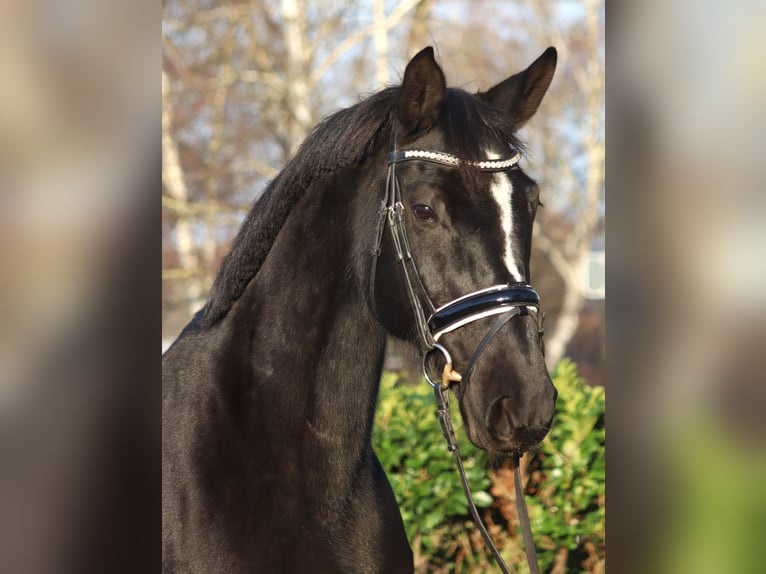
[372,359,605,573]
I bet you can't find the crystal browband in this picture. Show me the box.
[387,149,522,172]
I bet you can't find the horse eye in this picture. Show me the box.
[412,204,437,222]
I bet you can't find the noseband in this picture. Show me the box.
[369,130,544,573]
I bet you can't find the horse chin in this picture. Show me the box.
[459,409,549,456]
[461,409,549,456]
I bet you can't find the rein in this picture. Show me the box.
[370,131,544,573]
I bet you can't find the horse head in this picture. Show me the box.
[372,47,558,456]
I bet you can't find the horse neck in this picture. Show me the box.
[223,164,387,484]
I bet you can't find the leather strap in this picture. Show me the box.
[462,309,525,383]
[513,454,541,574]
[434,384,541,574]
[434,385,512,573]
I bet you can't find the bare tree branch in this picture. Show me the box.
[282,0,313,152]
[162,195,249,217]
[308,0,422,89]
[162,68,205,313]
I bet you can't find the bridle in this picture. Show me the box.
[369,129,546,574]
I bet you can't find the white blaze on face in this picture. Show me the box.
[487,149,524,282]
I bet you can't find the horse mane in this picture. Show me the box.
[199,86,525,327]
[199,88,398,326]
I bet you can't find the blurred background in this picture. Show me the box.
[161,3,606,571]
[161,0,606,388]
[0,0,762,572]
[161,2,605,572]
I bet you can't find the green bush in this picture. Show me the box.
[373,372,492,551]
[372,359,605,573]
[527,359,605,572]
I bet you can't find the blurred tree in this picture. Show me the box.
[523,0,605,367]
[161,0,605,377]
[162,68,203,315]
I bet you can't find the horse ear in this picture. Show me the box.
[479,47,557,130]
[398,47,446,136]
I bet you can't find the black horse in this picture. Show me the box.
[163,46,558,573]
